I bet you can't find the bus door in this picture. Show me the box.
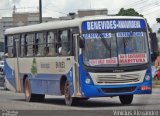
[14,37,21,92]
[73,34,81,97]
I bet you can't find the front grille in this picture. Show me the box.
[101,86,137,93]
[96,74,140,84]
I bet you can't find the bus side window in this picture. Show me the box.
[26,33,34,56]
[21,34,27,57]
[59,30,70,56]
[13,35,20,57]
[46,32,57,56]
[35,33,39,55]
[36,32,46,56]
[43,32,48,56]
[7,36,14,57]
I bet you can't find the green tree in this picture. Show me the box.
[117,8,143,17]
[156,18,160,23]
[31,58,37,77]
[158,29,160,34]
[117,8,152,32]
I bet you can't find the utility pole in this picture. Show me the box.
[39,0,42,23]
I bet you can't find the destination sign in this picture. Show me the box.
[82,19,146,31]
[116,32,144,37]
[82,33,111,39]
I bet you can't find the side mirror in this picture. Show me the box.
[79,38,85,48]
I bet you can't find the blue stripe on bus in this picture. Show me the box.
[4,59,74,95]
[28,68,74,95]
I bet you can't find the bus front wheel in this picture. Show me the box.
[119,95,133,105]
[64,80,77,106]
[24,78,45,102]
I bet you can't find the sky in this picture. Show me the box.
[0,0,160,31]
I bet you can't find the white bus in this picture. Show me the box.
[4,16,152,106]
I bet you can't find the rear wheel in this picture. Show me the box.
[24,78,45,102]
[119,95,133,105]
[64,81,77,106]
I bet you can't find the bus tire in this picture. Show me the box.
[24,78,45,102]
[64,80,77,106]
[119,94,133,105]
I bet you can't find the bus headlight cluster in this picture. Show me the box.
[85,78,91,84]
[145,75,150,81]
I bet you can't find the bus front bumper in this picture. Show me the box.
[81,81,152,97]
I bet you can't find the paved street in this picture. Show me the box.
[0,87,160,111]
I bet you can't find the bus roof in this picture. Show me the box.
[81,15,144,21]
[5,18,81,35]
[5,16,145,35]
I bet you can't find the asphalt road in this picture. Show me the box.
[0,87,160,116]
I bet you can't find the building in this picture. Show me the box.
[78,9,108,17]
[59,9,108,20]
[0,12,55,53]
[0,12,54,41]
[12,12,55,26]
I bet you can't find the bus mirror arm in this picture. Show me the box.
[79,38,85,48]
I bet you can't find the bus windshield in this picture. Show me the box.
[82,31,149,67]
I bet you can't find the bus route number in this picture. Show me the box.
[56,62,65,69]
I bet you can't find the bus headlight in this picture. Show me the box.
[145,75,150,81]
[85,72,94,85]
[85,78,91,84]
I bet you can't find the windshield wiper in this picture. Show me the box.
[97,31,111,58]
